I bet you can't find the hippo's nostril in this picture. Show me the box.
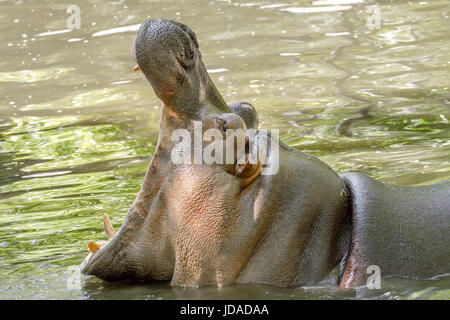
[178,48,197,69]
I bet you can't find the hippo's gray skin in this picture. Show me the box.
[80,19,450,289]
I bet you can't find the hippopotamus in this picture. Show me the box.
[80,19,450,289]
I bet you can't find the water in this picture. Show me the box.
[0,0,449,299]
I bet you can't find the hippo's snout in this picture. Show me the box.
[132,19,230,113]
[135,19,199,73]
[132,19,209,107]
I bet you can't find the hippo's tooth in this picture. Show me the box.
[133,64,140,72]
[88,240,108,253]
[103,214,116,240]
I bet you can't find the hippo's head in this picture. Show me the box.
[80,20,278,287]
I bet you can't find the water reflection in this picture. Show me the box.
[78,274,450,300]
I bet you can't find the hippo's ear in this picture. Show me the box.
[229,102,259,129]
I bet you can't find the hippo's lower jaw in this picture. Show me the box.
[79,220,135,282]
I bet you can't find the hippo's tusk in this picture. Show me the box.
[88,240,107,253]
[103,214,116,240]
[86,215,116,254]
[133,64,140,72]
